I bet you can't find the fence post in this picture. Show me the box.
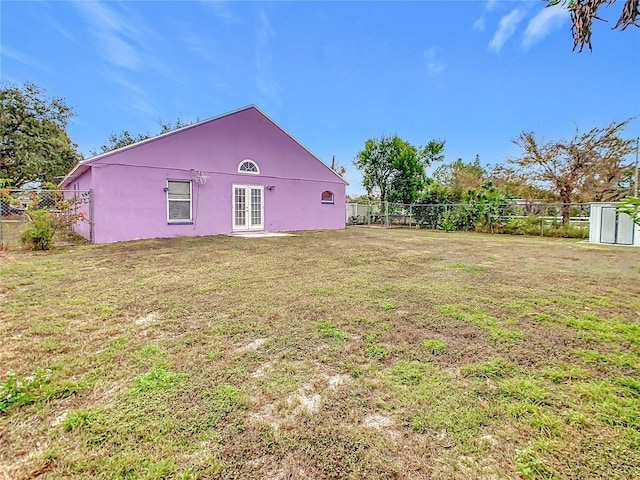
[384,201,389,227]
[89,189,95,244]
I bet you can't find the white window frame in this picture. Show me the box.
[238,159,260,175]
[166,179,192,223]
[321,190,335,204]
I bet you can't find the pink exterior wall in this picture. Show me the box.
[65,169,93,241]
[63,107,346,244]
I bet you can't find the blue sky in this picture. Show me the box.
[2,0,639,194]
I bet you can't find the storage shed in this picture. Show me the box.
[589,202,640,246]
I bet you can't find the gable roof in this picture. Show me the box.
[59,105,348,187]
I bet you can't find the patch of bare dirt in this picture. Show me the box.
[234,338,267,354]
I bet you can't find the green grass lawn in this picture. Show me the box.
[1,228,639,479]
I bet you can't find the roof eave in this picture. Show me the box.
[59,104,349,187]
[249,105,349,186]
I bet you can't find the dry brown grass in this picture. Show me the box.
[0,221,24,250]
[1,228,639,479]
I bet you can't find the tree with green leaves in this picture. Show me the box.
[0,82,81,186]
[489,164,559,202]
[546,0,639,51]
[422,139,446,165]
[354,135,444,204]
[510,118,636,225]
[618,196,640,226]
[461,180,509,233]
[92,130,150,156]
[92,117,198,155]
[432,155,486,201]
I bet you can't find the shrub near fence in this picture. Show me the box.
[0,189,93,249]
[346,202,590,238]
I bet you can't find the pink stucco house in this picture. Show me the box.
[59,106,347,244]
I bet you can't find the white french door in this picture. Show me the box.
[233,185,264,230]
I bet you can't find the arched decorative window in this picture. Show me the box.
[321,191,334,204]
[238,159,259,174]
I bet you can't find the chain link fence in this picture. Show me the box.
[1,189,93,248]
[346,202,591,238]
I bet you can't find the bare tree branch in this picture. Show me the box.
[510,118,636,224]
[547,0,639,51]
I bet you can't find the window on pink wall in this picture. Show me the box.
[321,191,334,204]
[167,180,192,222]
[238,159,259,174]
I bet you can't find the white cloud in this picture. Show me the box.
[51,21,78,44]
[473,0,501,31]
[473,0,508,32]
[424,47,446,76]
[473,14,486,32]
[103,35,140,70]
[110,74,157,119]
[0,45,51,72]
[256,9,275,48]
[489,8,526,52]
[201,0,240,24]
[182,29,218,65]
[255,10,280,108]
[74,1,142,70]
[522,6,568,48]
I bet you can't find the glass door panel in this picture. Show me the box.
[234,187,246,229]
[233,185,263,230]
[250,187,263,228]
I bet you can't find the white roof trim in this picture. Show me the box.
[60,105,348,187]
[250,106,348,185]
